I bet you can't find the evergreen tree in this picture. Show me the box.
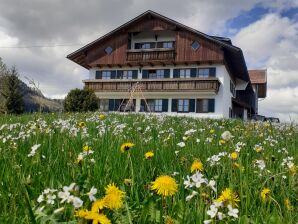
[0,66,25,114]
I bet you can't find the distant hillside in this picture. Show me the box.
[0,78,63,113]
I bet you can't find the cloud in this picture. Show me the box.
[233,13,298,121]
[0,0,297,121]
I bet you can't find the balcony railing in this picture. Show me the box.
[84,78,220,93]
[126,48,175,61]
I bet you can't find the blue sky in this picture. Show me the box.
[0,0,298,121]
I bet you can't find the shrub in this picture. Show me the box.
[64,88,98,112]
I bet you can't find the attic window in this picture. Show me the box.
[191,41,200,50]
[105,46,113,54]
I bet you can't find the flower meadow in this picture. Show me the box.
[0,113,297,224]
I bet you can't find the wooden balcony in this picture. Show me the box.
[126,48,175,62]
[84,78,220,93]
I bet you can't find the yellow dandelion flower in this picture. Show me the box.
[219,139,226,145]
[255,145,263,153]
[145,151,154,159]
[216,188,240,207]
[191,160,204,173]
[78,122,86,128]
[104,183,125,209]
[230,152,239,160]
[85,212,111,224]
[120,142,135,153]
[91,198,106,213]
[83,145,91,152]
[123,178,132,186]
[260,188,271,202]
[99,114,105,120]
[289,165,296,176]
[284,198,293,210]
[151,175,178,197]
[233,162,245,172]
[75,209,89,218]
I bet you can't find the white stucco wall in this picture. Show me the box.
[88,64,234,119]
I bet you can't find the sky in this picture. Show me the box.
[0,0,297,121]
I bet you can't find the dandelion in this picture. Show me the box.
[103,183,125,209]
[85,212,111,224]
[91,198,106,212]
[260,188,270,202]
[254,145,263,153]
[289,165,296,176]
[284,198,293,210]
[99,114,105,120]
[219,139,226,145]
[191,160,204,173]
[151,175,178,197]
[144,151,154,159]
[78,122,86,128]
[230,152,239,160]
[120,142,135,153]
[83,145,92,152]
[216,188,240,207]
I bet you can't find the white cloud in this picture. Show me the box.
[233,13,298,121]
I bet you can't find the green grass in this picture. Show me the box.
[0,112,297,223]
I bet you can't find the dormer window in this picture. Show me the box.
[191,41,200,50]
[105,46,113,54]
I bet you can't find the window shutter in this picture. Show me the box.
[140,99,145,112]
[114,99,121,111]
[95,71,102,79]
[162,99,168,112]
[132,70,138,79]
[173,69,179,78]
[108,99,114,111]
[189,99,195,112]
[117,70,123,79]
[111,71,116,79]
[142,70,148,79]
[209,68,216,77]
[171,99,178,112]
[208,99,215,112]
[190,68,197,78]
[164,69,170,78]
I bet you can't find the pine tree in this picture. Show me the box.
[0,66,25,114]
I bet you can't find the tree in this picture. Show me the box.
[64,88,98,112]
[0,66,25,114]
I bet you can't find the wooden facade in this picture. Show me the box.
[84,78,220,93]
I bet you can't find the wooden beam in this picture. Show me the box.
[127,63,133,67]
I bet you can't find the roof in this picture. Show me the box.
[67,10,251,82]
[248,69,267,84]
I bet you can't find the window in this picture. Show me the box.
[198,68,210,77]
[191,41,200,50]
[135,42,155,49]
[154,99,163,112]
[123,70,133,79]
[148,70,157,79]
[105,46,113,54]
[178,99,189,112]
[102,71,111,79]
[230,80,236,96]
[156,70,164,79]
[180,69,191,78]
[99,99,109,112]
[197,99,215,113]
[156,41,173,48]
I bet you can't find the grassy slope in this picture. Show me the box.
[0,113,297,223]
